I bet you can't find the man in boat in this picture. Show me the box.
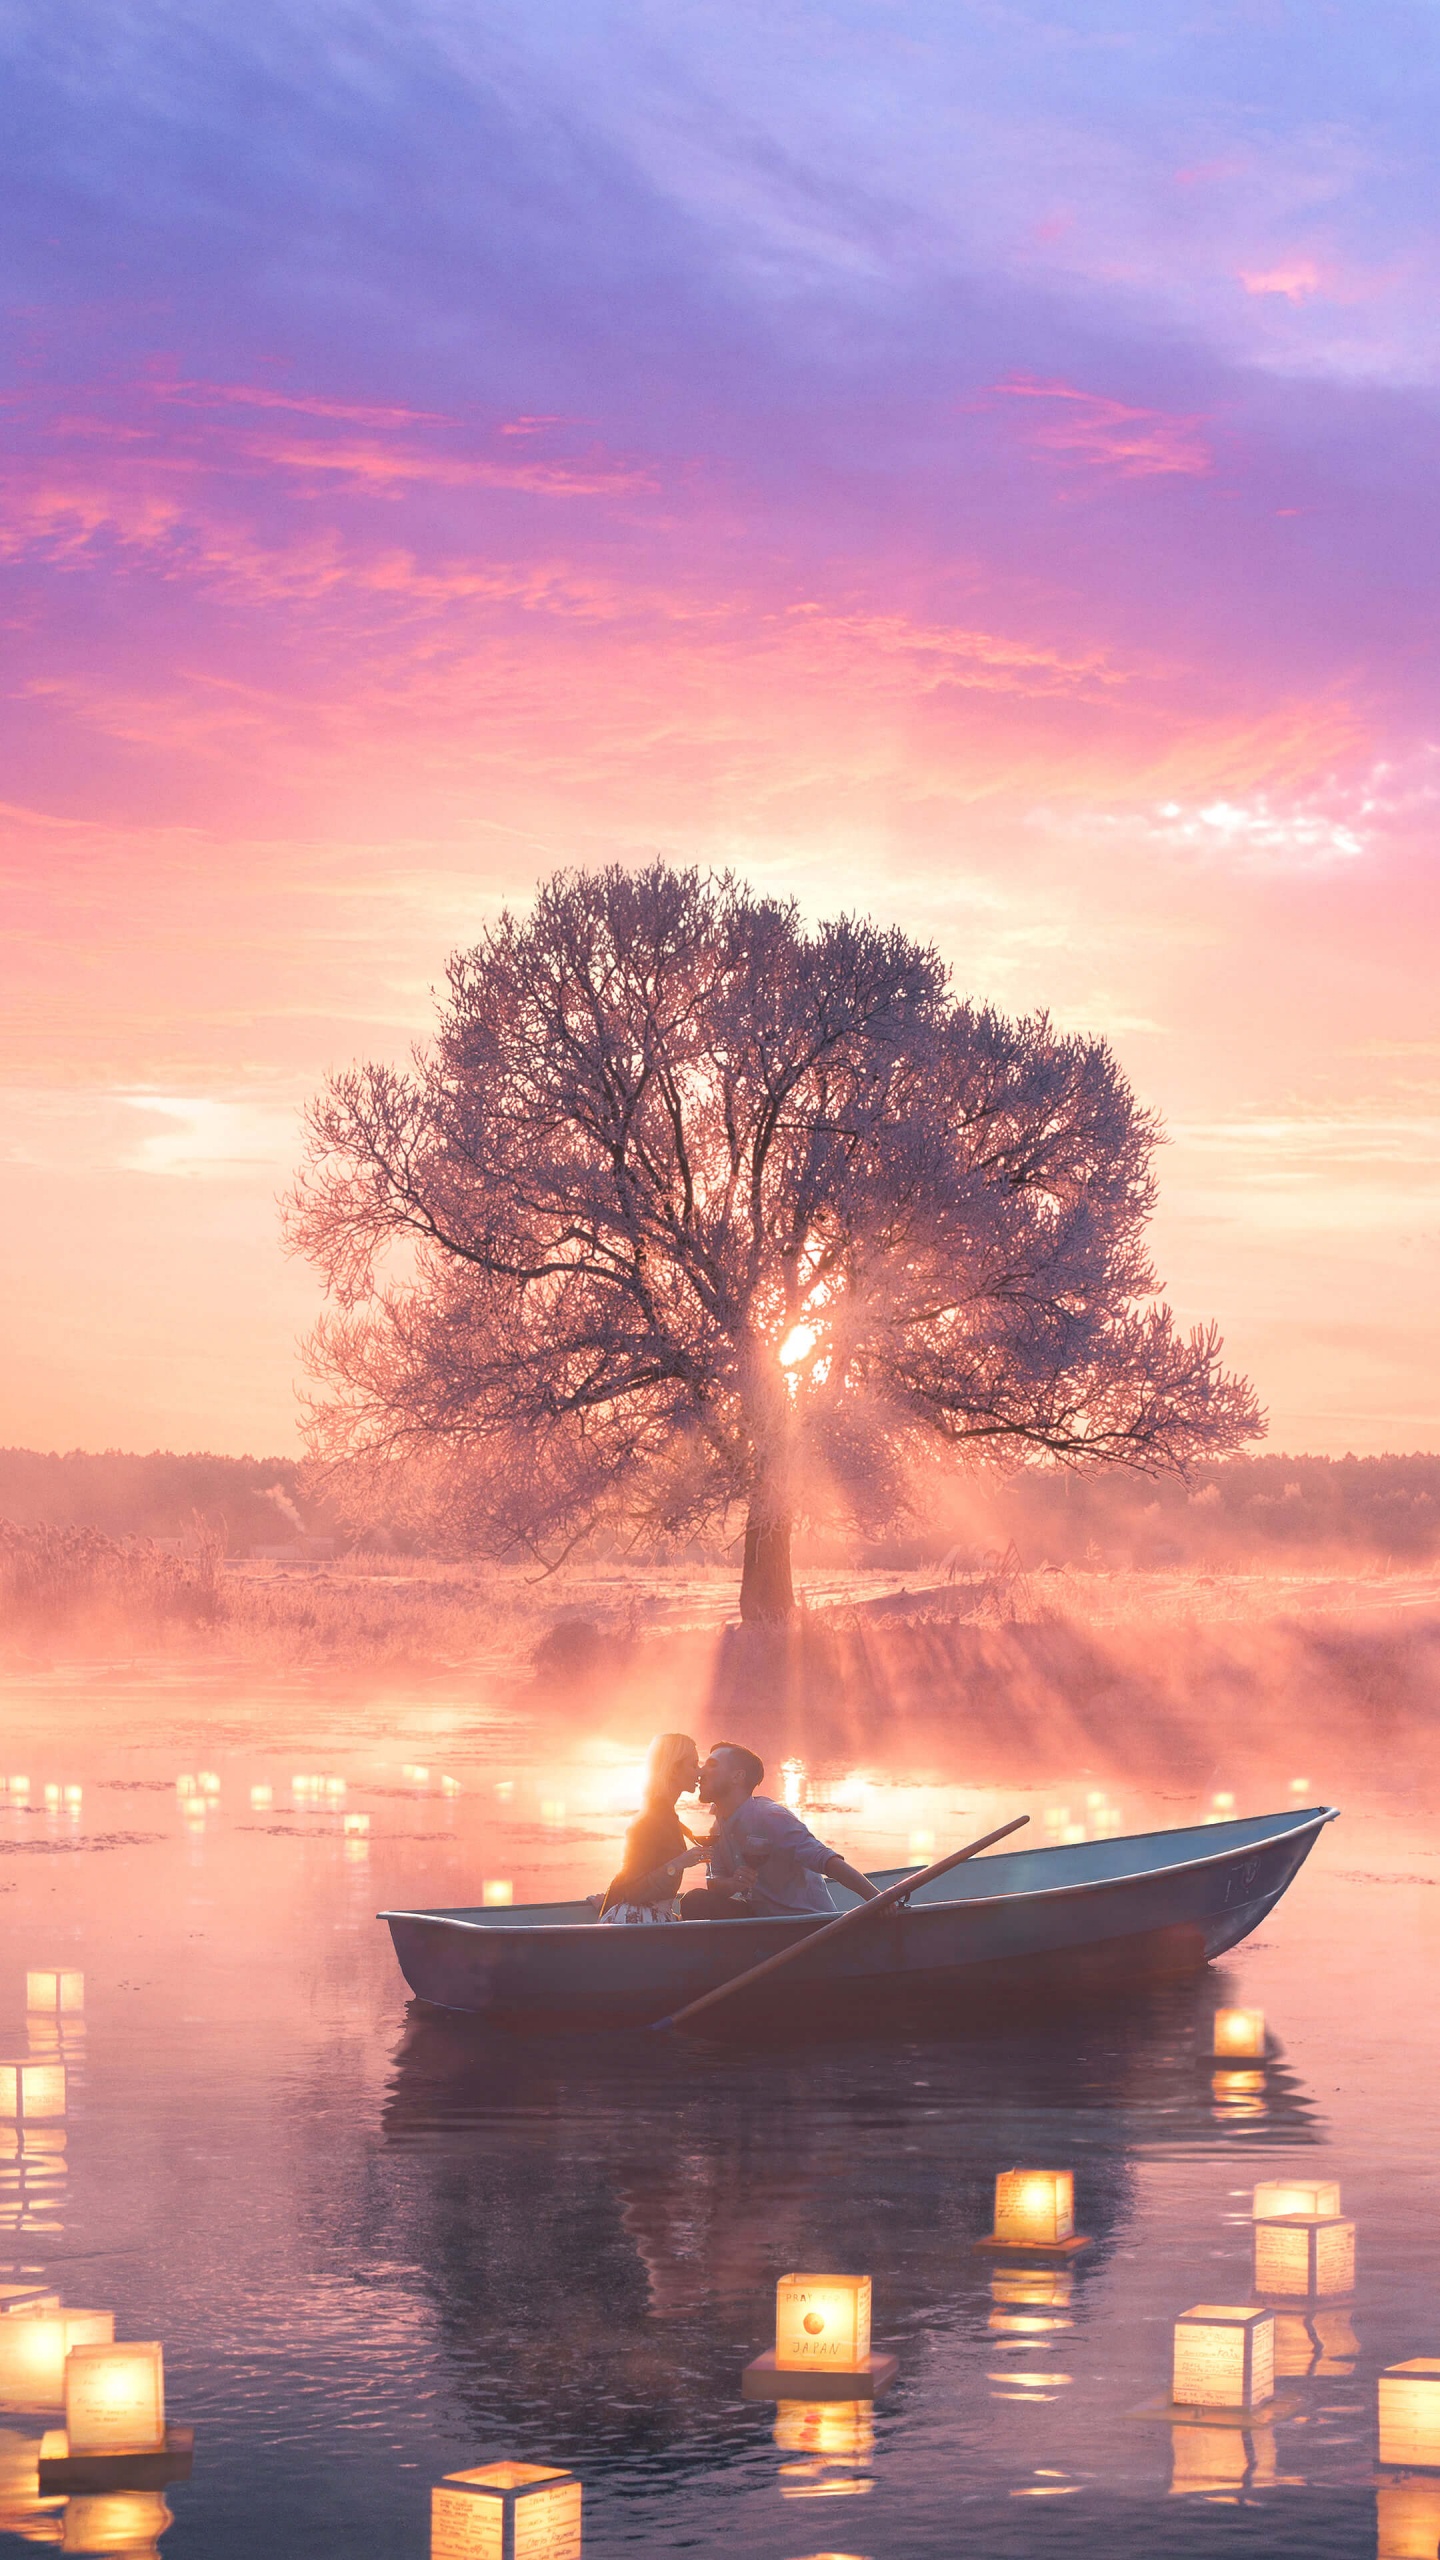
[679,1743,881,1918]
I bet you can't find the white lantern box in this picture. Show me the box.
[431,2461,582,2560]
[1379,2361,1440,2471]
[66,2343,165,2457]
[975,2169,1091,2258]
[0,2310,113,2412]
[1252,2177,1340,2220]
[742,2275,897,2401]
[0,2061,66,2124]
[0,2284,61,2315]
[1211,2009,1267,2061]
[1253,2214,1355,2299]
[26,1972,84,2016]
[1172,2305,1276,2416]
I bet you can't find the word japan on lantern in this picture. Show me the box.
[743,2273,897,2400]
[1172,2305,1276,2415]
[1253,2215,1356,2299]
[431,2461,582,2560]
[1379,2361,1440,2471]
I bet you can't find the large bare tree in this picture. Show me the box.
[287,864,1260,1619]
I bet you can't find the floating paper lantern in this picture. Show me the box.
[1379,2361,1440,2470]
[1254,2215,1355,2298]
[0,2062,65,2123]
[1213,2009,1266,2060]
[343,1814,369,1836]
[65,2343,165,2457]
[59,2488,172,2552]
[403,1765,429,1786]
[988,2170,1074,2250]
[249,1786,273,1810]
[441,1777,462,1799]
[0,2310,114,2411]
[1252,2177,1340,2219]
[1172,2305,1275,2413]
[27,1972,84,2016]
[323,1778,346,1799]
[1377,2478,1440,2560]
[0,2285,61,2315]
[44,1786,61,1809]
[431,2460,582,2560]
[775,2275,872,2373]
[482,1882,514,1908]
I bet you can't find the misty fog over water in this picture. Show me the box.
[0,1625,1436,2560]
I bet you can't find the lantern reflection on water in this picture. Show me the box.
[1212,2009,1267,2060]
[65,2345,165,2457]
[1169,2422,1276,2496]
[1273,2309,1360,2379]
[1377,2478,1440,2560]
[431,2460,582,2560]
[774,2404,875,2460]
[988,2265,1074,2333]
[60,2490,172,2552]
[1253,2214,1355,2298]
[1172,2306,1275,2414]
[0,2062,65,2124]
[0,2311,113,2412]
[1379,2361,1440,2470]
[1211,2068,1268,2120]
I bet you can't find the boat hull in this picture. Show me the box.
[383,1807,1335,2031]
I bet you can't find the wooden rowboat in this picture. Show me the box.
[380,1803,1337,2031]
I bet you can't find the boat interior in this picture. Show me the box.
[383,1804,1336,1932]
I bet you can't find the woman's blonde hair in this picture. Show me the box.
[645,1731,697,1802]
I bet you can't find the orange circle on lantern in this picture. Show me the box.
[803,2313,825,2334]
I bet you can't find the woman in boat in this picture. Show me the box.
[598,1732,705,1924]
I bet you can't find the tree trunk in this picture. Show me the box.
[740,1506,795,1622]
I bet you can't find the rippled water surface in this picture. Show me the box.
[1,1658,1437,2559]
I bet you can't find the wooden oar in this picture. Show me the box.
[648,1814,1030,2033]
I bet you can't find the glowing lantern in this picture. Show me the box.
[65,2344,165,2457]
[249,1786,273,1810]
[343,1814,369,1836]
[44,1786,61,1809]
[197,1775,219,1798]
[1377,2479,1440,2560]
[0,2285,60,2315]
[539,1800,566,1826]
[431,2460,582,2559]
[775,2275,871,2373]
[403,1765,429,1786]
[9,1775,30,1795]
[482,1882,514,1908]
[0,2061,65,2123]
[1213,2009,1266,2060]
[0,2310,114,2411]
[979,2169,1088,2255]
[323,1778,346,1799]
[1172,2305,1275,2414]
[174,1779,195,1800]
[441,1777,462,1798]
[60,2488,172,2551]
[1252,2177,1340,2219]
[1379,2361,1440,2470]
[27,1972,84,2015]
[1253,2215,1355,2298]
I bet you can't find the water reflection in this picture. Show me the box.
[1168,2420,1277,2497]
[1376,2476,1440,2560]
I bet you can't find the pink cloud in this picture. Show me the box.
[1238,260,1323,302]
[991,377,1213,478]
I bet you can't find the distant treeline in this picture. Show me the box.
[927,1452,1440,1572]
[1,1445,1438,1569]
[0,1448,324,1553]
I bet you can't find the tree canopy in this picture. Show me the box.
[287,863,1261,1617]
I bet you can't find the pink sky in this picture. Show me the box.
[3,1,1438,1457]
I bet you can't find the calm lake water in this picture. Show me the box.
[1,1652,1437,2560]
